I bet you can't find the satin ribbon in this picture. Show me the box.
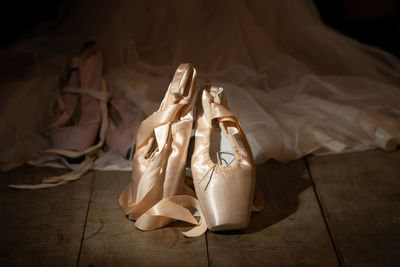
[119,124,207,237]
[119,64,207,237]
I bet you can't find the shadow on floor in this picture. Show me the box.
[215,159,311,235]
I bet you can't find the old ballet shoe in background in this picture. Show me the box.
[105,84,144,158]
[46,41,103,152]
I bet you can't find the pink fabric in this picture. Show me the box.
[48,46,102,152]
[45,70,80,130]
[45,42,144,157]
[105,85,144,157]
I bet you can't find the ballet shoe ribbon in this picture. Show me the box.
[119,123,207,237]
[136,64,195,149]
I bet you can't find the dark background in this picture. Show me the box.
[314,0,399,57]
[0,0,399,57]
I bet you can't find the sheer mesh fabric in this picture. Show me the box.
[0,0,399,165]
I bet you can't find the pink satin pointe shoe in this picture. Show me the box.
[119,64,207,237]
[45,41,103,152]
[105,85,145,158]
[45,41,143,158]
[6,42,145,190]
[191,85,256,231]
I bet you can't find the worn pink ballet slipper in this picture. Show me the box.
[44,58,80,131]
[47,41,103,152]
[105,85,145,157]
[5,42,113,190]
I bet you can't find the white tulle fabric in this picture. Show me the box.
[0,0,399,167]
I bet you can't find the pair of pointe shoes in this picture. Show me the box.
[6,42,144,190]
[119,64,256,236]
[45,41,143,158]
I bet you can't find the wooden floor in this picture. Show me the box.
[1,149,399,267]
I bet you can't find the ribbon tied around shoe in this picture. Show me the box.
[119,63,207,237]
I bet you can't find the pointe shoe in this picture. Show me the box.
[105,84,144,158]
[45,41,144,158]
[191,85,256,231]
[46,41,103,152]
[119,64,207,237]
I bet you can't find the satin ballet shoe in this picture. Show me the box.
[45,41,103,152]
[119,64,207,237]
[7,42,110,189]
[7,42,146,190]
[191,85,256,231]
[105,84,144,158]
[45,41,143,158]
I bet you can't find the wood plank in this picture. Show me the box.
[78,171,208,267]
[0,165,93,267]
[307,149,400,267]
[207,160,338,267]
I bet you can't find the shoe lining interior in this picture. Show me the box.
[144,137,158,159]
[210,123,236,167]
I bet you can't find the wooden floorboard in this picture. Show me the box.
[78,171,208,267]
[0,165,93,267]
[3,149,398,267]
[206,159,338,267]
[307,149,400,267]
